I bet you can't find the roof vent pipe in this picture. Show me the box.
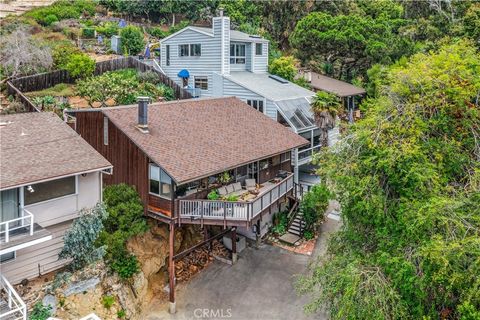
[137,96,150,133]
[219,7,224,17]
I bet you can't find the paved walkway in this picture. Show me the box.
[144,205,340,320]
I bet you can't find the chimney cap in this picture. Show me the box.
[219,7,224,17]
[137,96,150,102]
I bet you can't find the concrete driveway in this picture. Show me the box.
[145,213,339,320]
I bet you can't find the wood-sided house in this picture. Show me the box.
[69,96,307,232]
[68,96,307,313]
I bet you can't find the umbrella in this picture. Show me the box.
[178,69,190,78]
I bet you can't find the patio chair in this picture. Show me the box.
[245,179,256,192]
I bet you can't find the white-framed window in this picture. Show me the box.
[0,251,15,264]
[230,43,246,64]
[149,164,172,199]
[194,76,208,90]
[179,44,189,57]
[247,99,264,113]
[255,43,263,55]
[190,44,201,56]
[24,176,76,205]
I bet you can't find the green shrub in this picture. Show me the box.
[59,204,107,270]
[269,56,297,82]
[44,14,59,26]
[98,184,148,279]
[30,302,52,320]
[25,0,96,26]
[65,53,95,78]
[117,309,126,318]
[207,190,220,200]
[303,230,314,240]
[300,184,331,232]
[272,211,288,236]
[95,22,119,38]
[120,26,145,55]
[102,295,115,309]
[137,71,160,85]
[111,252,140,280]
[82,27,95,38]
[158,84,175,101]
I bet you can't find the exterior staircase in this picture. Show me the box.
[287,210,306,237]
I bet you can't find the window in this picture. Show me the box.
[230,44,246,64]
[312,129,321,147]
[179,44,189,57]
[190,44,201,56]
[281,152,291,163]
[149,164,172,199]
[166,45,170,66]
[24,176,76,205]
[0,252,15,264]
[194,76,208,90]
[255,43,263,55]
[103,116,108,146]
[247,99,264,113]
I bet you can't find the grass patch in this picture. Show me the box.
[27,83,76,98]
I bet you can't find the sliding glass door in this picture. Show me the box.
[0,188,20,231]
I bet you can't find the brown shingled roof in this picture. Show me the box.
[0,112,112,190]
[102,97,308,184]
[310,72,366,97]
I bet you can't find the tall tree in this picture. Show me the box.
[297,40,480,319]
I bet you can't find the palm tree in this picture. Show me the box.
[310,91,342,147]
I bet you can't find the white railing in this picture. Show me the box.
[178,173,294,222]
[185,88,202,98]
[0,209,34,243]
[0,275,27,320]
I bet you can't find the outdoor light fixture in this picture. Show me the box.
[27,185,34,193]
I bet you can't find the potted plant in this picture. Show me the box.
[207,189,220,200]
[218,171,232,185]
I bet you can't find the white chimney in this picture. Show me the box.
[213,9,230,75]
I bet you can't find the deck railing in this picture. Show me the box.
[0,209,34,243]
[178,173,294,222]
[0,275,27,320]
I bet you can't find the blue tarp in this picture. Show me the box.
[178,69,190,78]
[119,19,126,28]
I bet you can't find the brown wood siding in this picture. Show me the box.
[258,161,292,184]
[74,112,154,213]
[148,194,172,216]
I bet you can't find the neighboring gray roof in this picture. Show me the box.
[0,112,112,190]
[225,72,315,101]
[310,72,366,97]
[189,26,268,42]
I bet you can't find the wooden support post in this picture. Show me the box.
[255,220,261,248]
[168,221,176,314]
[204,227,211,252]
[231,227,238,264]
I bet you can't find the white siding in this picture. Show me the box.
[253,41,269,73]
[161,29,221,96]
[266,99,278,120]
[24,172,101,227]
[1,172,103,284]
[1,221,71,284]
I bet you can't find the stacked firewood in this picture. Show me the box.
[175,240,229,282]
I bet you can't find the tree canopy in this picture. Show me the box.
[298,40,480,319]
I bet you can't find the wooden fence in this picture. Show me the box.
[6,56,192,112]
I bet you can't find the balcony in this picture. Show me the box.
[178,173,294,227]
[0,209,52,255]
[0,275,26,320]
